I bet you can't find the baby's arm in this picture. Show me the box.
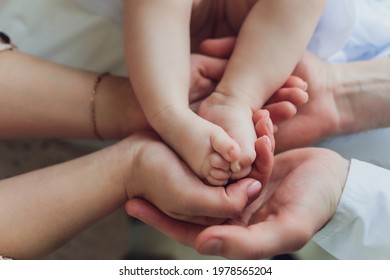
[196,1,325,180]
[216,0,326,108]
[123,0,193,124]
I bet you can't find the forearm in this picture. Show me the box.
[334,56,390,135]
[124,0,192,123]
[0,51,148,139]
[0,142,127,259]
[217,0,325,108]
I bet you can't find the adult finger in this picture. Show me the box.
[182,178,262,219]
[283,75,308,90]
[199,55,228,81]
[195,219,309,259]
[264,101,297,124]
[252,109,270,125]
[125,198,204,247]
[198,37,237,59]
[253,111,274,150]
[267,87,308,106]
[251,136,274,186]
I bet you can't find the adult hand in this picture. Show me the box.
[188,54,227,105]
[193,147,349,259]
[198,37,309,124]
[201,38,343,149]
[272,53,390,152]
[267,51,341,152]
[125,119,350,259]
[120,128,273,225]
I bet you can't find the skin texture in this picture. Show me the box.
[200,38,390,152]
[123,0,326,184]
[123,39,390,260]
[126,130,349,259]
[0,43,301,258]
[273,53,390,152]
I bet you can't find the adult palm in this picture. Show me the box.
[272,52,341,152]
[125,146,349,259]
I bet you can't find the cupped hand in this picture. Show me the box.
[188,54,227,105]
[198,37,309,125]
[124,119,349,259]
[119,131,266,225]
[195,147,349,259]
[268,52,341,152]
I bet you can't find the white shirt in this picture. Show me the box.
[73,0,123,23]
[307,0,356,62]
[313,159,390,259]
[309,0,390,63]
[74,0,390,63]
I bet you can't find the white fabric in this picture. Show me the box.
[307,0,356,62]
[309,0,390,63]
[0,43,13,52]
[0,0,126,75]
[0,0,126,152]
[75,0,390,64]
[328,0,390,63]
[313,159,390,259]
[311,0,390,259]
[73,0,123,24]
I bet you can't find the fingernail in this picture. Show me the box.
[199,238,222,255]
[247,180,261,198]
[266,118,273,134]
[263,135,272,150]
[230,161,241,173]
[228,147,239,161]
[303,81,308,91]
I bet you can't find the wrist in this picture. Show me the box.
[111,134,139,200]
[334,57,390,135]
[333,156,350,205]
[329,63,355,136]
[114,132,159,199]
[96,75,150,139]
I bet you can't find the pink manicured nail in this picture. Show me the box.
[247,180,261,198]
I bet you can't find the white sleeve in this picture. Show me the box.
[313,159,390,259]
